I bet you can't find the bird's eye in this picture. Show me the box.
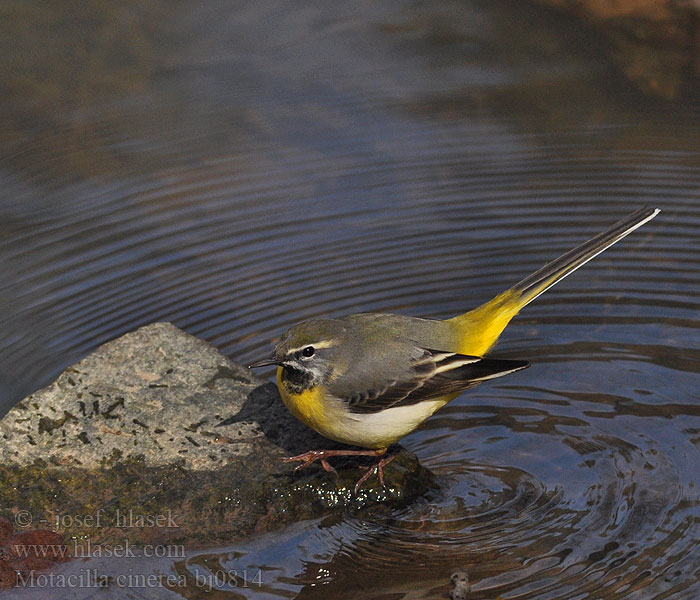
[302,346,315,358]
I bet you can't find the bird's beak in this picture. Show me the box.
[247,356,282,369]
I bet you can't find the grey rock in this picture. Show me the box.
[1,322,269,470]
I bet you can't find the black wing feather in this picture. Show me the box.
[346,349,528,414]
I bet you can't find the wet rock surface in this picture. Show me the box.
[0,323,434,555]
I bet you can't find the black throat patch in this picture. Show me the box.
[281,366,314,394]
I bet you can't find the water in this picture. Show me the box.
[2,1,699,598]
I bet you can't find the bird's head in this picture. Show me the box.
[248,318,347,387]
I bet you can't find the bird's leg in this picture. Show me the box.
[283,448,392,490]
[283,448,385,471]
[354,453,396,494]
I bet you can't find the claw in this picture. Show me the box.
[320,459,336,473]
[354,454,395,494]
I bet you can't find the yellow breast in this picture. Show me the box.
[276,366,331,433]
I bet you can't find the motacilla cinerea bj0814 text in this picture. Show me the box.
[250,206,660,492]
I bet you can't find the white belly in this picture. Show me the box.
[323,398,449,449]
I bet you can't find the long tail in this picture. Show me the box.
[448,206,660,356]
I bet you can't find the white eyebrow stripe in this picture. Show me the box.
[287,339,339,354]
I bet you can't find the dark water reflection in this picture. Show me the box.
[2,1,699,598]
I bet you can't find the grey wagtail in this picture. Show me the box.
[250,206,659,491]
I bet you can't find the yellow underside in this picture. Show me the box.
[277,367,331,432]
[447,289,522,356]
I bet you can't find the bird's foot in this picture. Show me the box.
[354,454,395,494]
[282,450,339,473]
[283,448,392,493]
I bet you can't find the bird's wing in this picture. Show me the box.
[342,348,529,414]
